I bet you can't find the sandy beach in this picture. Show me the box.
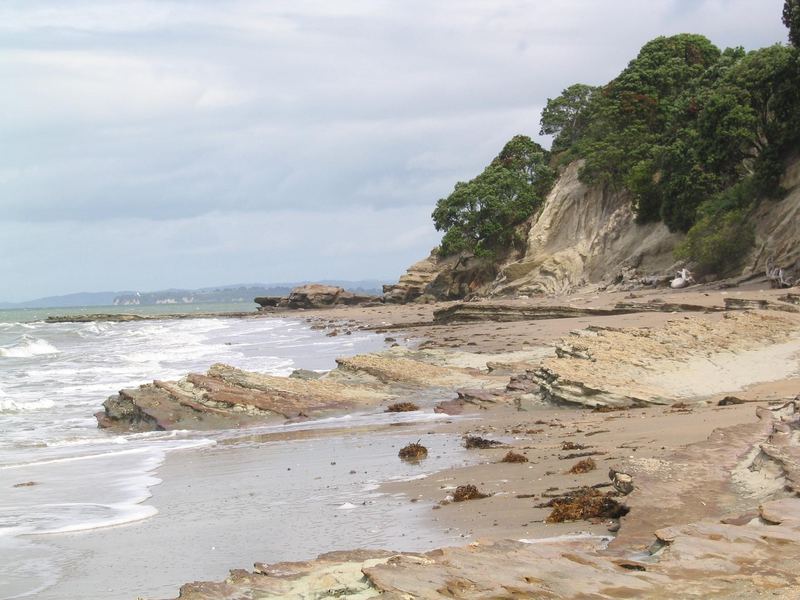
[43,281,795,599]
[8,283,799,599]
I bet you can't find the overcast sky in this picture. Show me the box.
[0,0,788,301]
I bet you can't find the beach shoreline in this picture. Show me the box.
[11,283,800,599]
[157,283,800,598]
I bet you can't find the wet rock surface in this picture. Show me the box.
[96,349,505,432]
[97,362,392,431]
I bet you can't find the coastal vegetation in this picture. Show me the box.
[433,2,800,276]
[432,135,554,257]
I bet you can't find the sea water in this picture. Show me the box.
[0,308,401,598]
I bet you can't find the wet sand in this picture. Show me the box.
[32,415,478,600]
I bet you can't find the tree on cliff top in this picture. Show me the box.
[432,136,554,257]
[785,0,800,47]
[539,84,598,153]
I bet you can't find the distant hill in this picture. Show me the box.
[0,291,134,309]
[0,281,388,309]
[112,286,291,306]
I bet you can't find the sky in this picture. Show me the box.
[0,0,789,302]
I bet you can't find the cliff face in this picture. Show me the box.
[491,161,681,295]
[383,251,504,303]
[391,157,800,301]
[746,155,800,279]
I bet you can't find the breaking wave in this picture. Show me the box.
[0,337,59,358]
[0,397,56,412]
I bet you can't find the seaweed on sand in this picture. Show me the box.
[399,441,428,461]
[453,484,489,502]
[539,488,628,523]
[568,458,597,474]
[501,451,529,463]
[464,436,502,449]
[561,441,588,451]
[386,401,420,412]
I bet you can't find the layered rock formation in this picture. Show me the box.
[431,299,722,325]
[747,155,800,280]
[383,251,500,303]
[96,363,391,431]
[511,311,800,408]
[96,350,504,432]
[492,161,682,296]
[255,284,381,311]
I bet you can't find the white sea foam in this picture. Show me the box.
[0,312,391,598]
[0,440,213,470]
[32,503,160,536]
[45,435,129,448]
[0,337,59,358]
[0,398,56,412]
[1,439,214,540]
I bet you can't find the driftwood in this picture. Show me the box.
[766,257,797,289]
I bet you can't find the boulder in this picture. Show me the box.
[286,284,346,308]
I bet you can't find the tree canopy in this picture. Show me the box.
[432,4,800,275]
[539,84,597,153]
[432,136,554,257]
[785,0,800,47]
[544,31,800,233]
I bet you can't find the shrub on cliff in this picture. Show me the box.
[432,135,554,257]
[675,208,755,277]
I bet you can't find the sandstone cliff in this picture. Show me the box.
[746,155,800,279]
[391,157,800,301]
[491,161,681,295]
[383,251,504,303]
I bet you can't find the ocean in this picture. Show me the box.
[0,306,469,599]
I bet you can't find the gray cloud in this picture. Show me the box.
[0,0,788,299]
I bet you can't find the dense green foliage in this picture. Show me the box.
[432,136,554,257]
[786,0,800,47]
[433,6,799,274]
[674,209,755,276]
[543,31,800,236]
[537,8,800,274]
[539,83,598,153]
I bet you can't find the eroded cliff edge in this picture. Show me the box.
[387,157,800,303]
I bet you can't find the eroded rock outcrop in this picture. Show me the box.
[255,284,381,311]
[96,350,505,432]
[611,400,800,551]
[511,311,800,408]
[746,156,800,282]
[386,157,800,303]
[383,251,500,303]
[432,299,723,325]
[96,363,391,431]
[491,162,681,296]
